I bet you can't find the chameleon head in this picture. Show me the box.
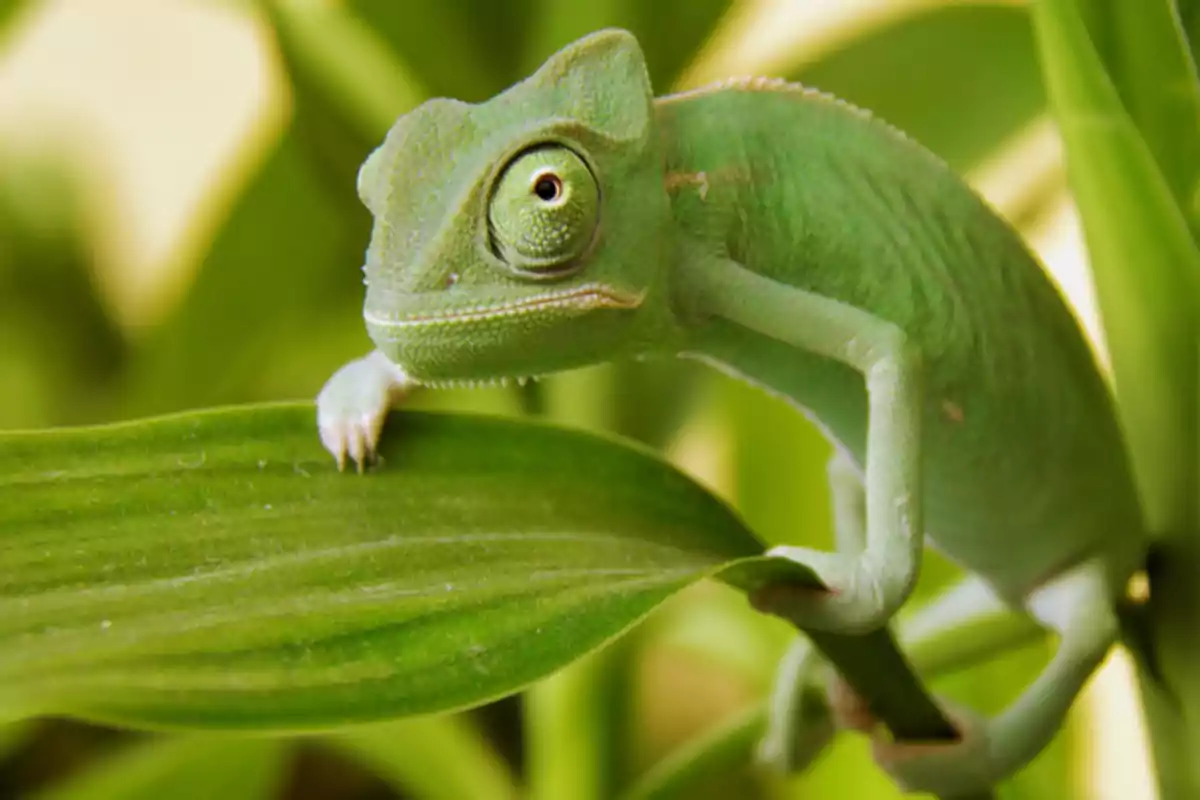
[355,29,681,385]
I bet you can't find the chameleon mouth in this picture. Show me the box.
[364,282,645,329]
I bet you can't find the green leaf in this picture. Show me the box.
[1181,1,1200,68]
[1034,0,1200,790]
[1073,0,1200,238]
[1032,0,1200,535]
[789,4,1046,172]
[264,0,427,164]
[349,1,537,102]
[525,644,637,800]
[0,404,764,730]
[30,736,287,800]
[621,706,769,800]
[327,715,517,800]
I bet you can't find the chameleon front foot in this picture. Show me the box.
[316,349,413,471]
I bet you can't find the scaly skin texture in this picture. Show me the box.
[317,30,1146,796]
[656,80,1143,601]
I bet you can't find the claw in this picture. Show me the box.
[347,425,366,471]
[319,412,383,474]
[317,416,349,472]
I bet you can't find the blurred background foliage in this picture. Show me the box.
[0,0,1171,797]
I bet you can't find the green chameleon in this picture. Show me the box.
[316,29,1146,796]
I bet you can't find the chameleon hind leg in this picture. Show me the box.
[760,451,1044,773]
[758,571,1045,774]
[869,560,1117,795]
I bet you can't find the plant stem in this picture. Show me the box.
[525,642,634,800]
[805,627,956,741]
[330,716,518,800]
[1031,0,1200,794]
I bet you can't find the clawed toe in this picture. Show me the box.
[318,413,382,473]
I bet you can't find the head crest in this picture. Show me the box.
[492,29,653,145]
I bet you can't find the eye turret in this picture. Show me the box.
[488,145,599,275]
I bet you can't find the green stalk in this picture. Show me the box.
[1032,0,1200,795]
[525,643,632,800]
[328,716,518,800]
[524,366,639,800]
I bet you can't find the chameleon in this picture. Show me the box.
[315,29,1146,796]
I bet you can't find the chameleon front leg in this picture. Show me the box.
[872,561,1117,796]
[685,257,924,634]
[827,448,868,555]
[316,349,415,471]
[758,449,872,767]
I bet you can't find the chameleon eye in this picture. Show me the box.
[488,145,599,274]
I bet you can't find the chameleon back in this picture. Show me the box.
[655,83,1144,602]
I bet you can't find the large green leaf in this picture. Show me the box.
[0,404,769,730]
[0,403,963,759]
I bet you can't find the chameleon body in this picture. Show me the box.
[317,30,1145,795]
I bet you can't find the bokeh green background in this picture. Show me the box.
[1,1,1180,797]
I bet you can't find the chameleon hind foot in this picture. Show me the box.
[851,562,1115,796]
[867,699,994,795]
[316,349,413,471]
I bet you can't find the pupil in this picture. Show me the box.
[534,175,561,202]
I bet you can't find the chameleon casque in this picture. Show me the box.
[316,29,1146,795]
